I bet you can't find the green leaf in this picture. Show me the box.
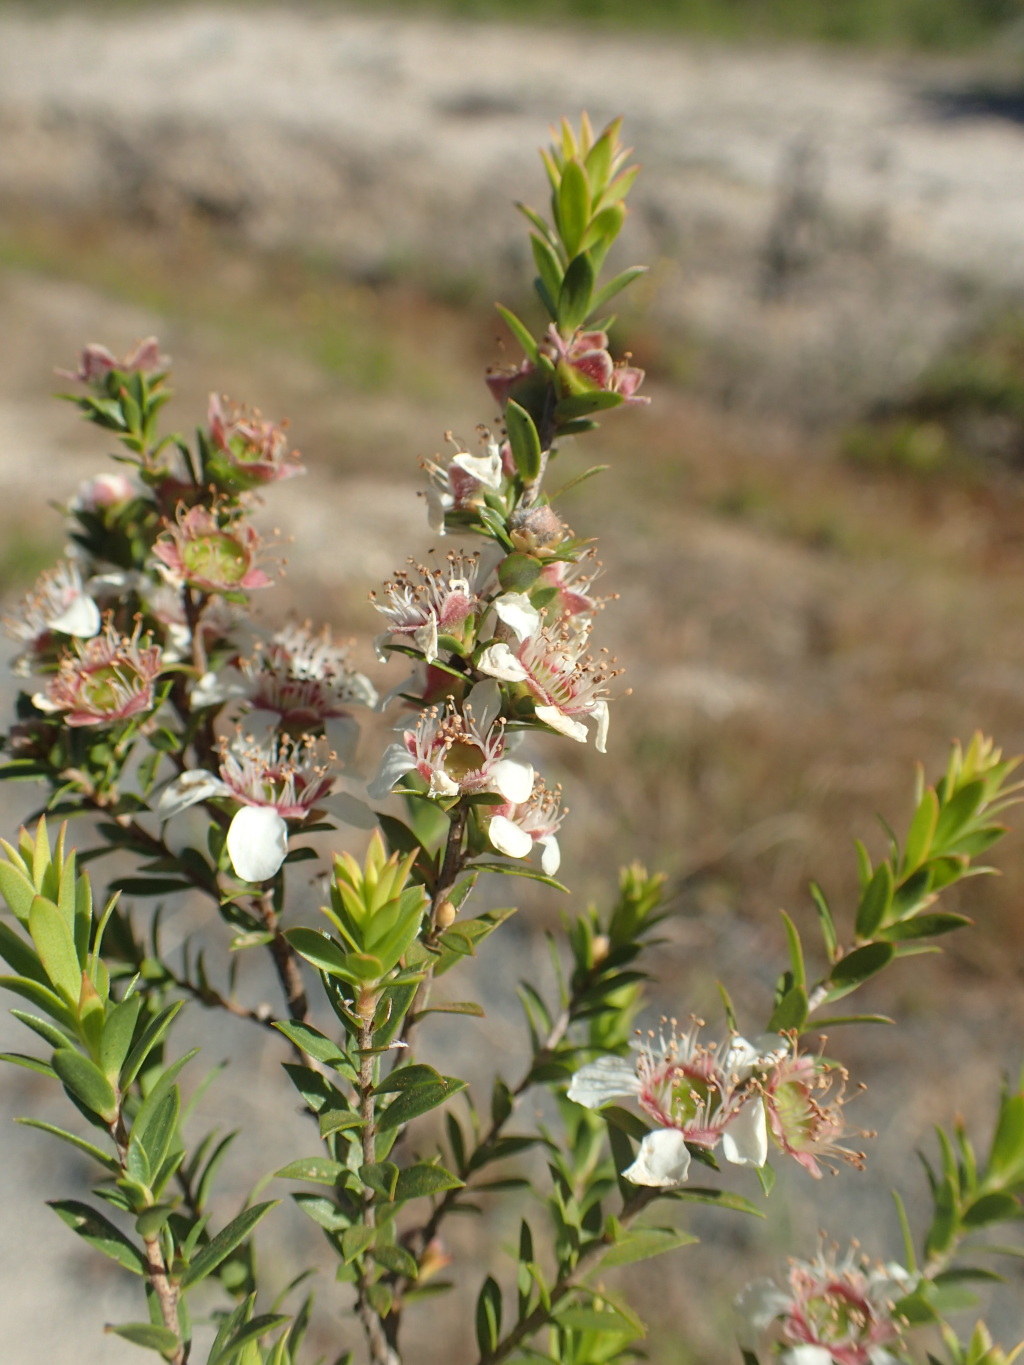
[962,1191,1020,1227]
[341,1224,376,1263]
[100,993,143,1081]
[987,1091,1024,1188]
[809,882,838,961]
[0,921,44,982]
[902,788,939,875]
[273,1021,356,1078]
[180,1201,278,1289]
[370,1242,419,1278]
[498,551,543,593]
[360,1162,400,1201]
[0,974,78,1031]
[319,1108,364,1139]
[600,1226,698,1267]
[208,1315,290,1365]
[9,1008,74,1049]
[495,304,540,366]
[0,858,36,923]
[505,400,543,483]
[855,861,894,939]
[475,1275,502,1357]
[16,1118,119,1174]
[0,1050,56,1078]
[828,941,895,989]
[119,1001,185,1089]
[293,1193,349,1232]
[52,1048,118,1121]
[590,265,648,316]
[779,910,805,988]
[110,878,194,897]
[557,253,596,333]
[393,1163,464,1202]
[276,1157,347,1185]
[766,985,808,1033]
[28,895,81,1003]
[133,1087,180,1176]
[554,390,623,423]
[878,912,973,942]
[285,928,370,984]
[557,157,590,257]
[106,1322,180,1353]
[377,1075,467,1132]
[531,233,563,317]
[50,1200,146,1274]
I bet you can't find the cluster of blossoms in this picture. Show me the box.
[736,1244,918,1365]
[568,1020,858,1187]
[2,338,378,879]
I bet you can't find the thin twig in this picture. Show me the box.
[354,1005,400,1365]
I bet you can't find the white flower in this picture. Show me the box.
[567,1022,786,1187]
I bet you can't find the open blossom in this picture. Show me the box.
[193,623,378,762]
[158,732,338,882]
[372,554,481,664]
[476,618,613,751]
[36,620,162,727]
[487,777,564,874]
[368,680,532,804]
[568,1021,790,1187]
[153,505,272,593]
[206,393,304,489]
[735,1244,917,1365]
[3,559,102,673]
[59,336,168,385]
[762,1047,864,1178]
[422,436,504,534]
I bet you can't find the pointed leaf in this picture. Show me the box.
[52,1048,118,1121]
[28,895,81,1002]
[106,1322,180,1353]
[50,1199,146,1274]
[180,1201,278,1288]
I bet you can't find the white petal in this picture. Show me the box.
[624,1128,691,1188]
[239,708,281,742]
[428,768,460,798]
[324,715,361,767]
[591,699,610,754]
[734,1279,792,1348]
[535,705,588,743]
[192,667,249,709]
[490,758,534,804]
[318,791,379,829]
[48,593,101,638]
[425,488,451,534]
[783,1348,835,1365]
[476,643,528,683]
[487,814,533,859]
[367,743,416,800]
[413,616,439,663]
[227,805,289,883]
[721,1098,768,1167]
[493,592,541,642]
[377,668,422,712]
[451,449,503,489]
[373,631,391,664]
[31,691,61,714]
[567,1055,641,1109]
[466,679,501,734]
[539,835,561,876]
[157,769,230,818]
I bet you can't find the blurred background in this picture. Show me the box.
[5,0,1024,1360]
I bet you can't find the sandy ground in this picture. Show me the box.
[4,8,1024,1363]
[3,7,1024,419]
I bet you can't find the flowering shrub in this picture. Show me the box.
[1,114,1024,1365]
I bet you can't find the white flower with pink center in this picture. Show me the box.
[372,555,480,664]
[153,505,272,594]
[568,1021,788,1187]
[70,471,137,512]
[476,619,613,751]
[487,778,565,875]
[735,1244,917,1365]
[422,437,504,534]
[3,560,102,673]
[157,732,343,883]
[36,620,163,728]
[368,681,532,804]
[207,393,304,488]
